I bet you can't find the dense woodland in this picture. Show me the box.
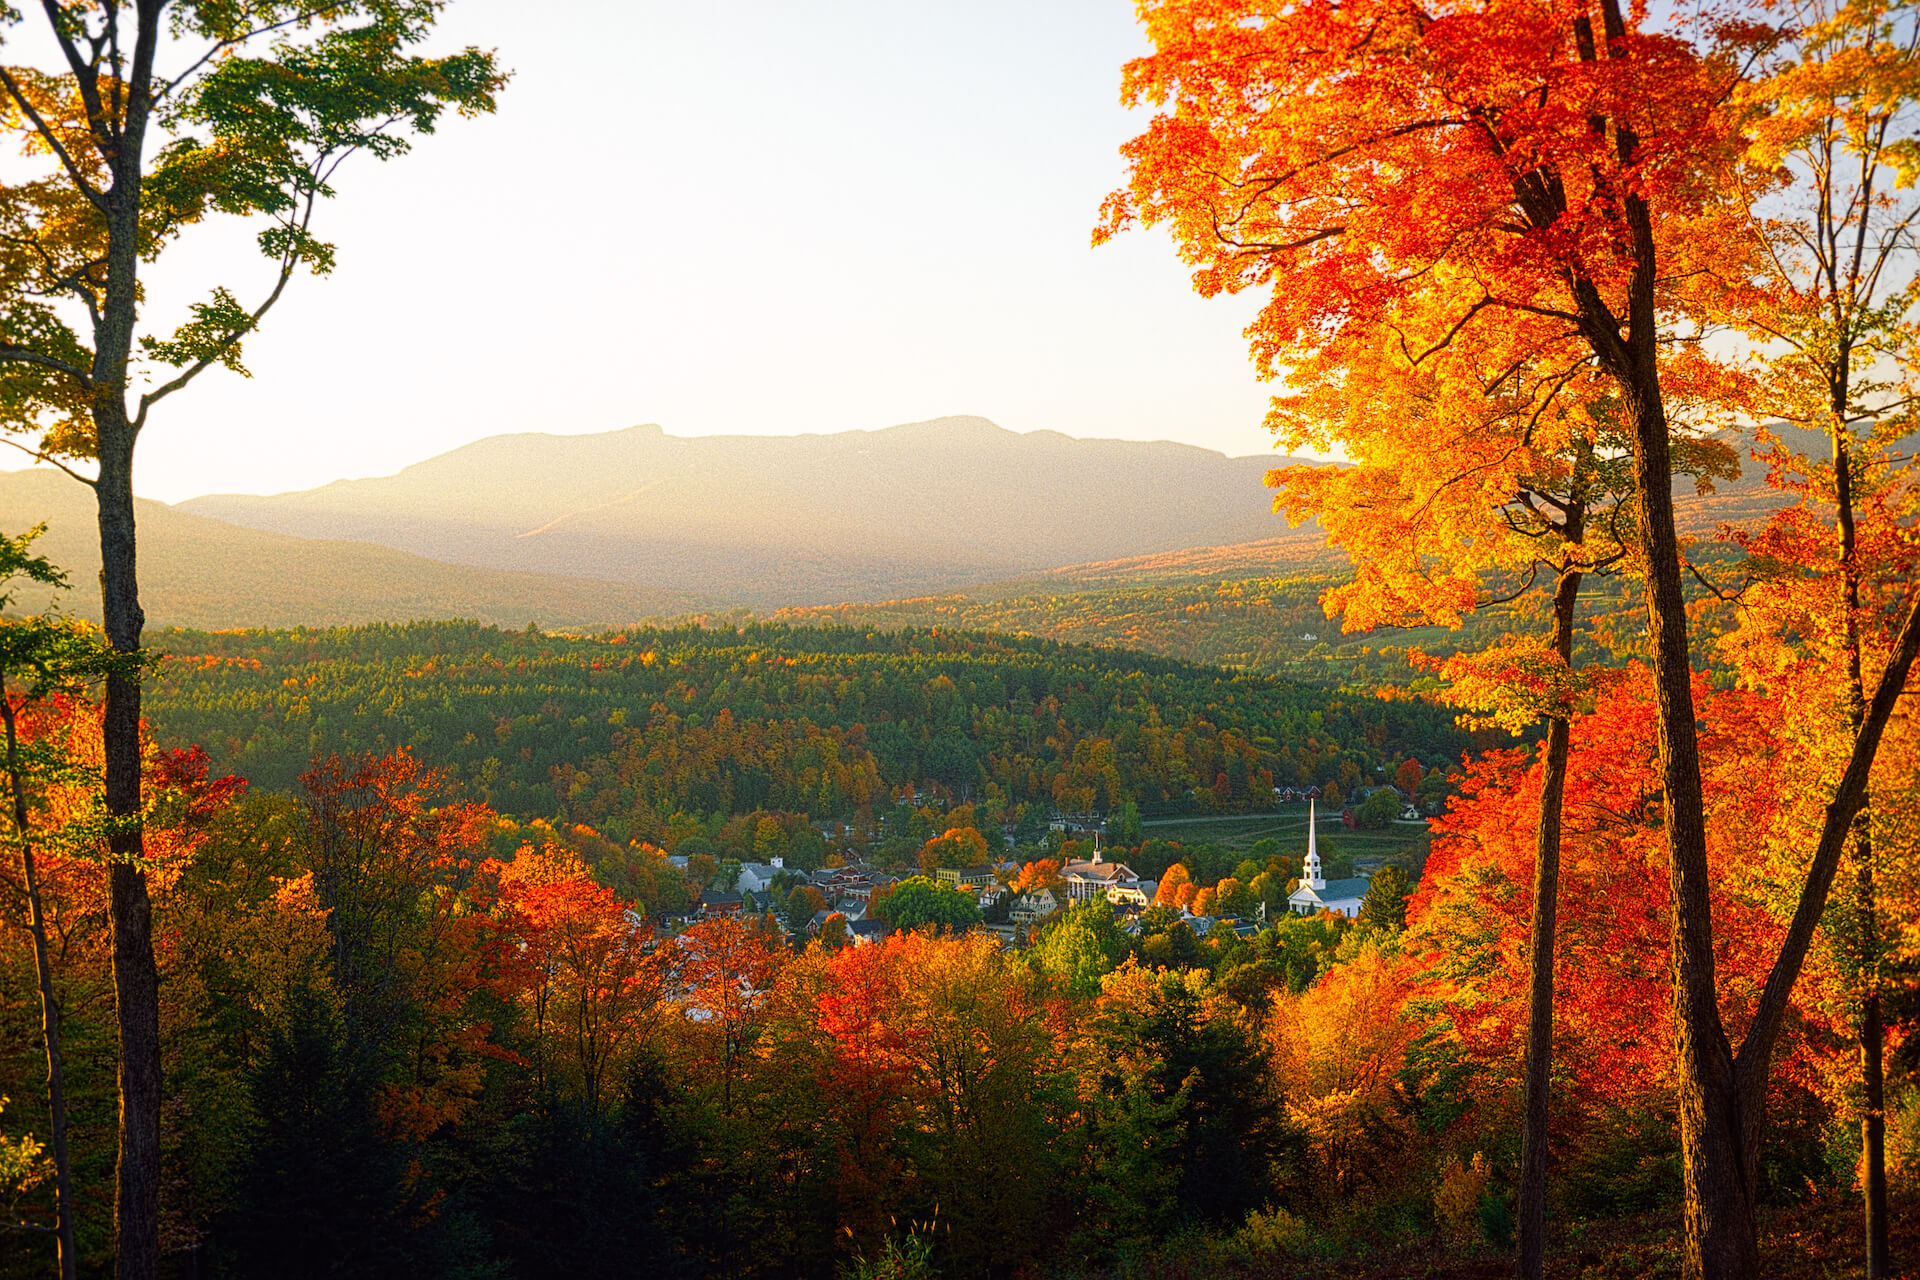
[141,623,1477,833]
[2,660,1914,1279]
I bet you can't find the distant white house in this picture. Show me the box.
[1060,845,1144,903]
[735,861,782,894]
[1286,798,1370,919]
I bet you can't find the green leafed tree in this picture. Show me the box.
[1032,899,1130,996]
[0,9,502,1275]
[874,875,981,934]
[1353,786,1403,831]
[784,883,826,934]
[1357,865,1412,933]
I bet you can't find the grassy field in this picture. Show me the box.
[1143,804,1432,873]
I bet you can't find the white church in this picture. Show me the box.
[1285,798,1372,919]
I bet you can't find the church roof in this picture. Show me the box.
[1292,877,1371,904]
[1061,859,1138,883]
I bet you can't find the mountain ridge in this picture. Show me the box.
[0,469,700,630]
[178,416,1303,605]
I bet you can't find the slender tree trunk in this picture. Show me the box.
[1561,6,1915,1272]
[1516,514,1586,1280]
[95,427,159,1280]
[93,25,161,1261]
[1857,848,1888,1278]
[1570,223,1756,1277]
[1830,425,1890,1279]
[2,698,79,1280]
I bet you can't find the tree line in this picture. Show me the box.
[142,622,1480,836]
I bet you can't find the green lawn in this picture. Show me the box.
[1142,804,1432,871]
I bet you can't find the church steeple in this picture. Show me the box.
[1303,797,1325,890]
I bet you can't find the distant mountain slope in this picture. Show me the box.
[179,417,1296,606]
[766,446,1799,682]
[1,469,697,629]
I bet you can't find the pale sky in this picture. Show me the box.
[99,0,1283,503]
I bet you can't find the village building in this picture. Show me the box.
[734,861,782,894]
[935,864,995,892]
[1059,845,1144,903]
[1010,886,1060,925]
[699,889,744,918]
[1286,798,1370,918]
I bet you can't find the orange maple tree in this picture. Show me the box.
[491,841,661,1114]
[1100,2,1920,1271]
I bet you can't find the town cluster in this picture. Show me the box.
[673,796,1391,948]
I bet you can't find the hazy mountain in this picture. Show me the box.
[179,417,1296,606]
[0,469,697,629]
[3,417,1811,633]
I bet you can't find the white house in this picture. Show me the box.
[1060,844,1144,903]
[735,861,783,894]
[1286,799,1370,919]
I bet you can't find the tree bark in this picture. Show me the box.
[1560,10,1763,1261]
[1618,364,1759,1280]
[1858,850,1888,1279]
[1831,424,1889,1280]
[91,10,161,1273]
[96,430,159,1280]
[1516,509,1586,1280]
[2,697,79,1280]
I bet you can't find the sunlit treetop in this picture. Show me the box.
[0,0,504,459]
[1096,0,1763,437]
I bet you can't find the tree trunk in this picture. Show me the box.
[1622,365,1759,1280]
[94,20,161,1261]
[1858,849,1888,1279]
[1562,26,1759,1250]
[95,429,159,1280]
[2,698,79,1280]
[1832,425,1889,1280]
[1516,520,1585,1280]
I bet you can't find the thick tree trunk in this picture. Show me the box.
[1563,30,1759,1251]
[1621,368,1759,1280]
[1516,520,1585,1280]
[2,699,79,1280]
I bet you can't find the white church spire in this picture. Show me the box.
[1303,797,1325,890]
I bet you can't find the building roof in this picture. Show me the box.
[1291,877,1371,904]
[1062,859,1139,884]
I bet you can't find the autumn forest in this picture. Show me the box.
[3,3,1920,1280]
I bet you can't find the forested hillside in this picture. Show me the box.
[769,571,1658,685]
[145,622,1479,831]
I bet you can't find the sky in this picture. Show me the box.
[65,0,1286,503]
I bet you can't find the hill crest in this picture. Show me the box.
[179,416,1303,606]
